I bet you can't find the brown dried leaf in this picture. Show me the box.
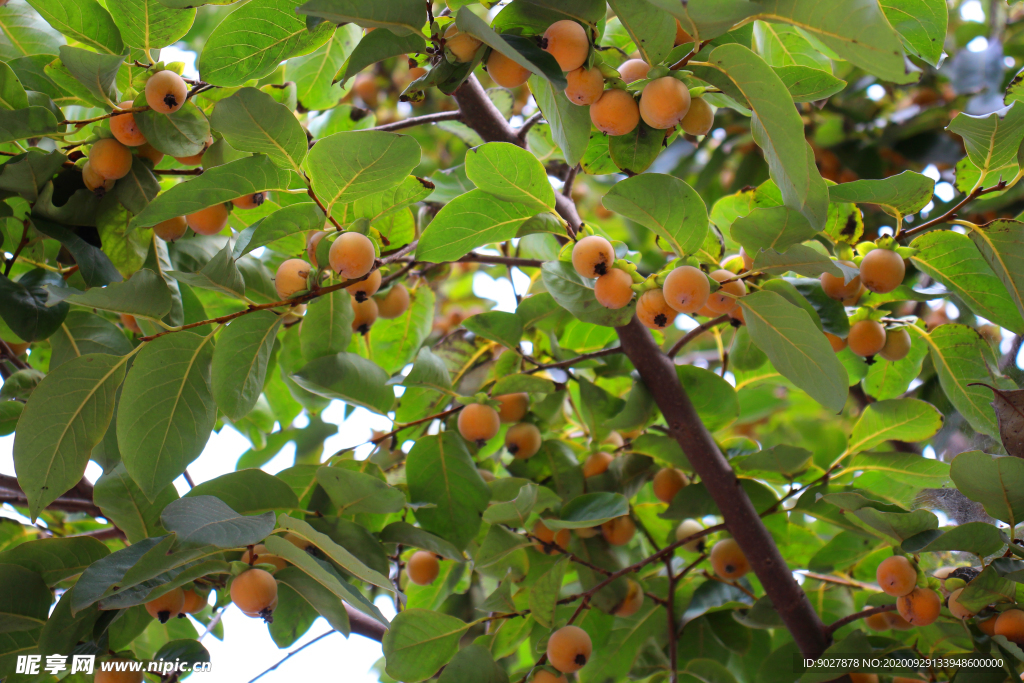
[972,383,1024,458]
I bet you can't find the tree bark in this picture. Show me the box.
[453,73,832,659]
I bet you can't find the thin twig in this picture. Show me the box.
[0,339,29,371]
[154,168,204,176]
[517,112,544,139]
[666,558,678,683]
[4,220,30,277]
[824,604,896,636]
[524,347,622,373]
[562,164,580,198]
[370,111,463,132]
[667,315,730,358]
[248,629,338,682]
[897,181,1006,242]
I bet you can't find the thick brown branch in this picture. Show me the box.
[616,318,831,658]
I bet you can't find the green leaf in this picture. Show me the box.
[0,63,32,109]
[199,0,335,86]
[131,155,295,230]
[211,87,308,173]
[463,311,523,349]
[828,171,935,225]
[299,288,352,361]
[168,244,245,299]
[731,205,817,254]
[57,44,122,106]
[852,508,938,541]
[107,0,195,53]
[740,290,848,412]
[333,24,425,84]
[528,74,591,166]
[31,218,122,287]
[957,566,1017,614]
[910,230,1024,334]
[114,155,161,215]
[0,105,58,143]
[285,25,360,110]
[491,374,554,395]
[695,44,828,229]
[211,310,282,421]
[117,331,217,498]
[383,609,471,683]
[161,495,275,549]
[184,469,296,514]
[603,174,709,257]
[26,0,123,54]
[849,399,944,454]
[753,21,831,69]
[417,189,536,263]
[541,260,634,328]
[528,556,567,629]
[234,202,323,258]
[0,536,108,586]
[734,444,811,475]
[879,0,947,67]
[407,432,491,550]
[677,365,739,432]
[379,522,464,561]
[753,0,912,83]
[0,149,64,201]
[13,353,129,519]
[482,481,560,526]
[607,0,675,66]
[0,269,68,341]
[909,324,1008,439]
[465,142,554,211]
[605,120,664,175]
[545,492,630,530]
[967,220,1024,326]
[0,3,65,61]
[901,522,1005,557]
[399,347,453,394]
[134,101,211,158]
[298,0,425,36]
[362,284,434,374]
[772,65,846,103]
[750,244,843,279]
[862,334,928,401]
[94,464,177,543]
[0,402,23,437]
[316,466,406,515]
[305,130,421,216]
[292,352,394,414]
[947,104,1024,191]
[273,567,351,635]
[456,9,565,89]
[51,268,172,320]
[438,643,510,683]
[950,450,1024,528]
[0,564,49,632]
[274,514,395,591]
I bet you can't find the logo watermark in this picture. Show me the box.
[16,655,211,676]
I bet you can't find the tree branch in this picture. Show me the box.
[668,315,730,358]
[524,346,622,373]
[897,181,1005,242]
[370,111,463,132]
[825,604,896,636]
[445,65,834,661]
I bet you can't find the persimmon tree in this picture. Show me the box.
[1,1,1024,682]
